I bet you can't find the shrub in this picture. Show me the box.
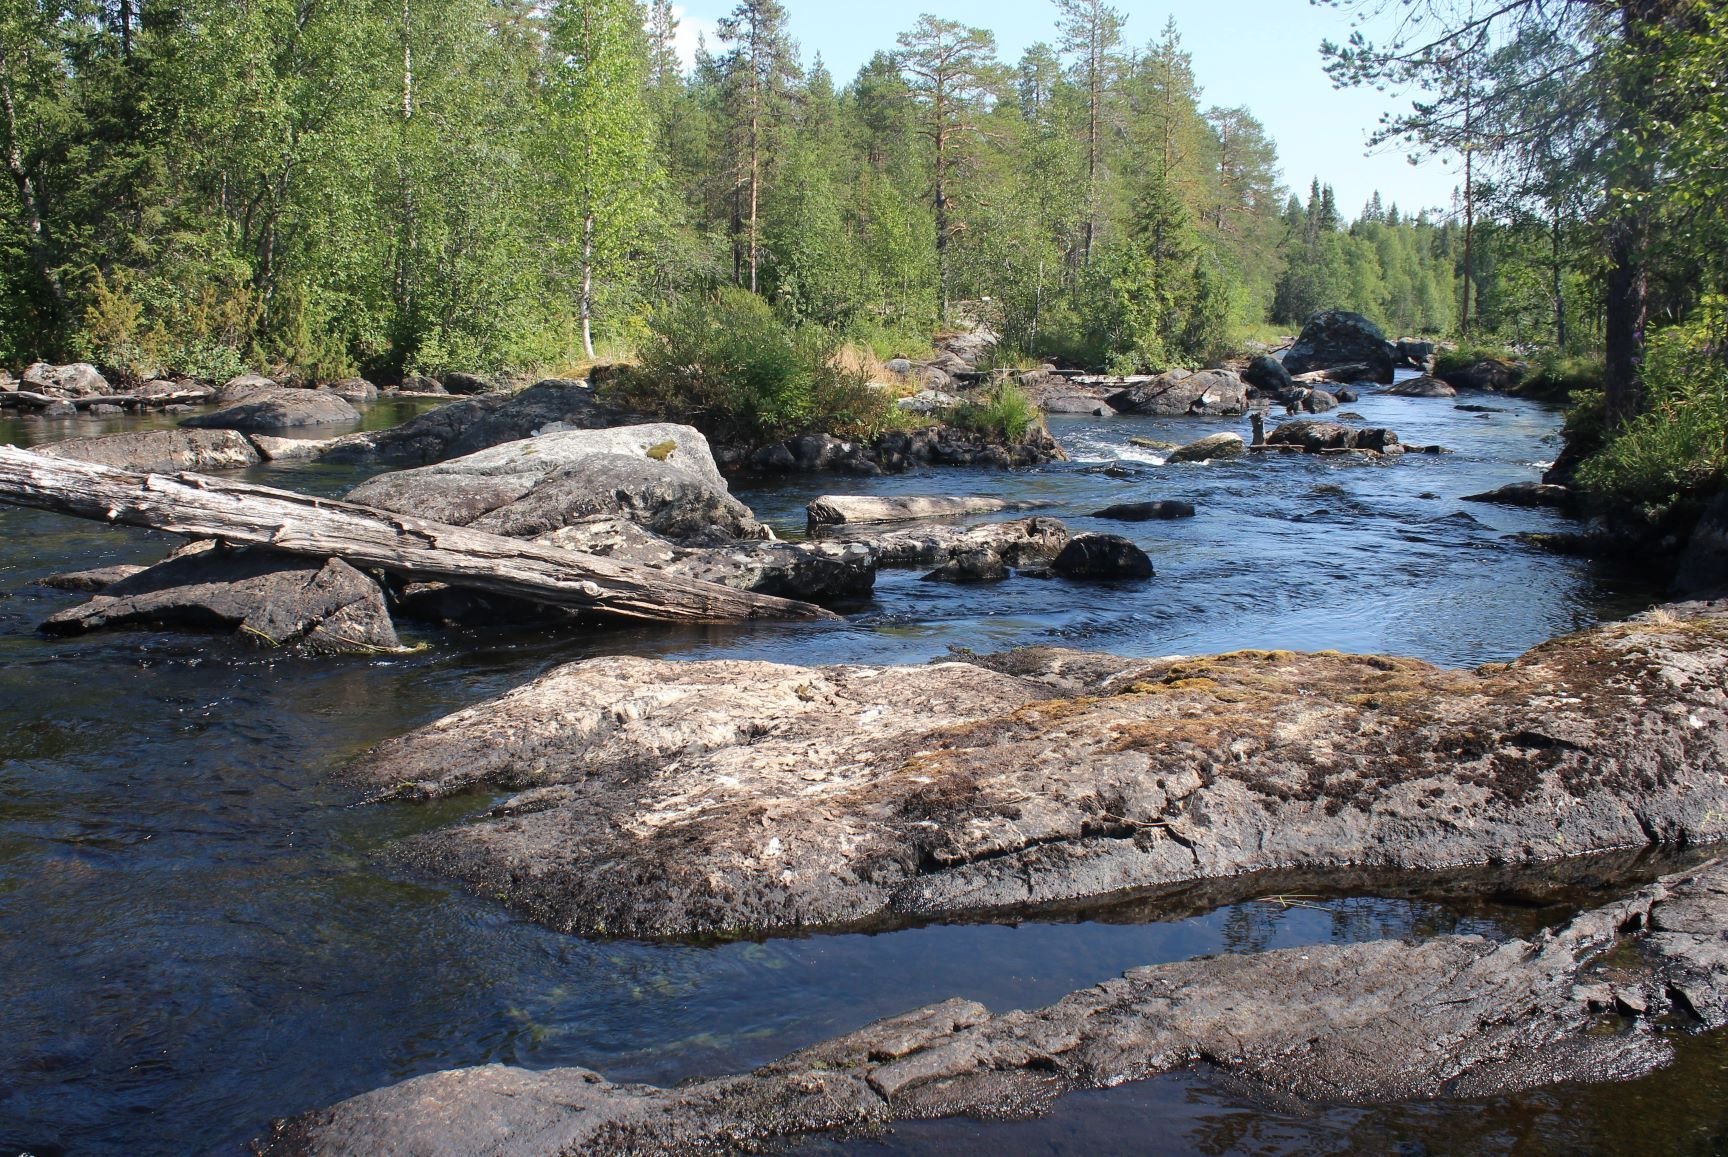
[1576,301,1728,506]
[606,288,900,445]
[951,381,1039,443]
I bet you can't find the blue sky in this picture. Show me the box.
[668,1,1465,221]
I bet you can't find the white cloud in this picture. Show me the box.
[671,5,720,73]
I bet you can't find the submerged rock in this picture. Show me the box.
[35,428,260,473]
[921,550,1010,583]
[347,424,762,546]
[347,607,1728,941]
[1463,481,1572,509]
[255,859,1728,1156]
[1089,501,1196,521]
[41,546,401,654]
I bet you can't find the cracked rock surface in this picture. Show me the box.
[255,859,1728,1156]
[353,606,1728,940]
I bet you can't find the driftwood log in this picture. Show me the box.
[0,445,837,625]
[0,389,212,410]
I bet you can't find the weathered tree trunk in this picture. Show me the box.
[0,447,838,625]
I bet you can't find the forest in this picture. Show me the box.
[0,1,1571,378]
[0,0,1723,491]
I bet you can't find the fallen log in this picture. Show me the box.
[0,389,211,410]
[0,445,837,625]
[806,494,1046,528]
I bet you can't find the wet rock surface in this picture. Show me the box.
[258,858,1728,1156]
[826,517,1071,569]
[1089,501,1196,522]
[346,607,1728,941]
[42,545,401,654]
[346,424,763,546]
[1166,432,1245,463]
[806,495,1040,527]
[1266,419,1401,454]
[1050,533,1155,580]
[1386,375,1458,398]
[1464,481,1573,509]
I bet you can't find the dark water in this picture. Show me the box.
[0,389,1711,1156]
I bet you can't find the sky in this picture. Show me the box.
[667,0,1467,222]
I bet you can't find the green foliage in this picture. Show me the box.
[1576,302,1728,505]
[614,287,897,443]
[951,381,1039,442]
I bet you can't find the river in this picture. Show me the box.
[1,386,1715,1156]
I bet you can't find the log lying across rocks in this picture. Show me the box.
[0,445,837,625]
[0,389,211,410]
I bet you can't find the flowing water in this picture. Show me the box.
[0,387,1714,1156]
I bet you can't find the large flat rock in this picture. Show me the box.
[181,388,360,431]
[353,608,1728,939]
[35,428,260,472]
[258,858,1728,1155]
[346,424,762,545]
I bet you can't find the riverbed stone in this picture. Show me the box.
[21,361,109,397]
[346,423,763,545]
[807,495,1041,527]
[35,428,261,473]
[1281,311,1397,383]
[1463,481,1572,509]
[1386,375,1458,398]
[1089,501,1196,521]
[1441,358,1528,392]
[256,858,1728,1156]
[1166,432,1245,463]
[1266,419,1401,454]
[41,546,401,655]
[345,605,1728,941]
[1105,370,1248,417]
[829,517,1071,570]
[324,378,625,465]
[1050,533,1155,579]
[181,388,361,432]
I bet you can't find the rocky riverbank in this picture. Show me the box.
[256,856,1728,1155]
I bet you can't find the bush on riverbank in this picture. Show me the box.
[602,289,904,445]
[950,382,1040,443]
[1575,303,1728,506]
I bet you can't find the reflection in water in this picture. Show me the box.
[0,388,1693,1155]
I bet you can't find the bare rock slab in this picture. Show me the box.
[258,859,1728,1155]
[347,424,762,545]
[35,428,261,473]
[182,388,360,432]
[352,608,1728,940]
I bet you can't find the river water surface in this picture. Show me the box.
[1,387,1716,1155]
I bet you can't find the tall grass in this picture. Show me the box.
[1576,302,1728,506]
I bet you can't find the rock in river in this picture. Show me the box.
[1050,533,1155,579]
[1165,432,1245,463]
[346,423,763,546]
[347,606,1728,941]
[181,388,360,432]
[1266,419,1401,454]
[41,545,401,654]
[1105,369,1248,417]
[257,857,1728,1156]
[1280,310,1398,383]
[1463,481,1572,509]
[1386,375,1458,398]
[35,428,261,473]
[1089,501,1196,521]
[806,494,1039,527]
